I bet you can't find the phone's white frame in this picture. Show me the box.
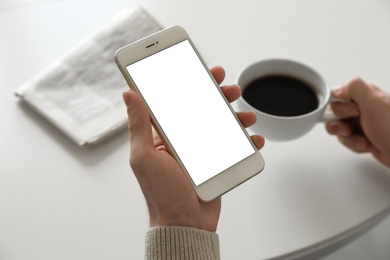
[115,26,265,202]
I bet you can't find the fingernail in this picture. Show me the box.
[332,88,342,96]
[122,91,131,106]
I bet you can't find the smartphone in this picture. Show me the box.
[115,26,264,202]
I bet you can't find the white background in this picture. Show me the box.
[1,0,390,259]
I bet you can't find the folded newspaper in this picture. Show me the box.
[15,5,163,146]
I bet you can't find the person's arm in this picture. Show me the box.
[326,78,390,167]
[122,66,265,259]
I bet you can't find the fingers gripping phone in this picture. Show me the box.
[115,26,264,202]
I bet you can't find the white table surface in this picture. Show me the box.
[1,0,390,259]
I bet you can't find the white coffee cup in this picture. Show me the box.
[236,59,338,141]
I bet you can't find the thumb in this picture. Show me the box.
[122,89,154,149]
[333,78,372,105]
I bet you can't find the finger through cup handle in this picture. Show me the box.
[321,95,347,122]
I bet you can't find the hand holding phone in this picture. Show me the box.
[116,26,265,202]
[122,66,264,231]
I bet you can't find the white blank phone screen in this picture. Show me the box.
[126,40,255,186]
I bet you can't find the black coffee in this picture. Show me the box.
[242,75,319,117]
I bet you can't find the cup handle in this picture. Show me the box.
[321,95,346,122]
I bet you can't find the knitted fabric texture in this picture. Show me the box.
[145,226,220,260]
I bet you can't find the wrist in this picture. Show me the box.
[148,197,221,232]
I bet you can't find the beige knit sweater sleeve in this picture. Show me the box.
[145,226,220,260]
